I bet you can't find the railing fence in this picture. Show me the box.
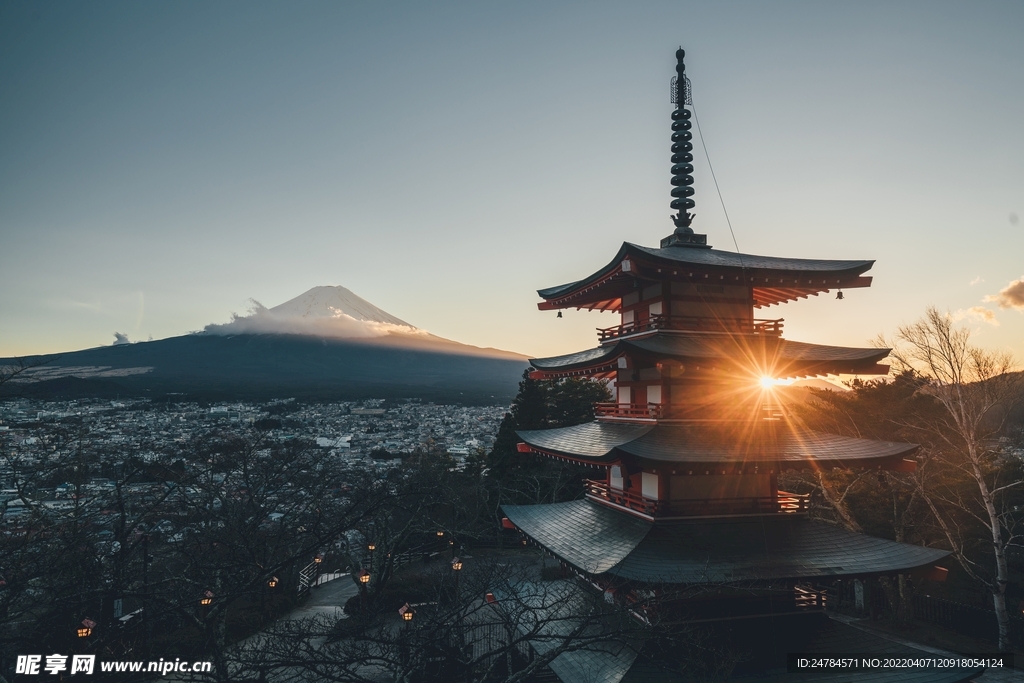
[826,580,1024,649]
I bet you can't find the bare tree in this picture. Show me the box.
[886,306,1024,650]
[0,355,55,399]
[223,558,642,683]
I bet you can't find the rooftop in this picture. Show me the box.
[502,499,948,584]
[537,242,875,311]
[516,422,918,469]
[529,332,890,380]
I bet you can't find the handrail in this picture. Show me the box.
[584,479,809,517]
[598,315,783,342]
[594,403,661,419]
[594,402,784,422]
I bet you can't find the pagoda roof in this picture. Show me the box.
[530,333,890,379]
[538,242,874,311]
[516,422,917,468]
[502,499,948,584]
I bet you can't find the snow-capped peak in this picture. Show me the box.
[269,286,414,328]
[204,286,421,339]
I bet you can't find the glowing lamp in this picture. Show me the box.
[314,554,323,564]
[78,618,96,637]
[367,543,376,552]
[200,591,213,606]
[436,531,445,537]
[451,557,463,572]
[268,576,278,588]
[358,569,371,585]
[399,603,415,622]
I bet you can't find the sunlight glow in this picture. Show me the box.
[759,376,794,389]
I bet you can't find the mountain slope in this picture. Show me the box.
[3,334,528,402]
[3,286,529,402]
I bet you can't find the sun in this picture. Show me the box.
[759,376,794,389]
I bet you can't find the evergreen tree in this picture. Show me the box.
[487,370,611,505]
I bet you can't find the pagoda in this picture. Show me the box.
[500,50,979,682]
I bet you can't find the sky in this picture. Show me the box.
[2,1,1022,363]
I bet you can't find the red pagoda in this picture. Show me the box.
[500,49,981,683]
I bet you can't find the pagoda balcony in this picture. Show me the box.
[594,402,784,422]
[632,586,827,623]
[594,402,662,420]
[584,479,809,518]
[598,315,783,343]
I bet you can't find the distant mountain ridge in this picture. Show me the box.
[2,286,528,402]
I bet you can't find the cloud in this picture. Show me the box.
[113,332,131,345]
[965,306,999,326]
[204,300,425,339]
[952,307,999,326]
[969,276,983,286]
[984,276,1024,311]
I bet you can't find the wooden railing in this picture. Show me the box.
[598,315,783,342]
[584,479,809,517]
[594,403,662,420]
[594,402,784,422]
[584,480,660,515]
[794,585,827,610]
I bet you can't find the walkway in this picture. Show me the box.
[284,571,358,622]
[831,613,1023,682]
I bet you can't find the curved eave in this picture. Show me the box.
[528,334,892,379]
[501,500,950,584]
[516,422,652,463]
[516,422,919,469]
[537,242,875,311]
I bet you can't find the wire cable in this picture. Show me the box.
[691,104,742,257]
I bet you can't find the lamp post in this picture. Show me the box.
[451,557,462,599]
[200,590,213,617]
[358,568,370,614]
[451,558,464,649]
[367,543,376,571]
[397,602,416,671]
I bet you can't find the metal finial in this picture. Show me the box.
[670,48,695,232]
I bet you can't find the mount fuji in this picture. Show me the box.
[4,286,528,402]
[205,285,420,337]
[269,286,415,327]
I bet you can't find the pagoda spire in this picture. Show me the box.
[670,48,695,230]
[662,48,708,248]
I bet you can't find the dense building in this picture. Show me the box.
[501,49,980,683]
